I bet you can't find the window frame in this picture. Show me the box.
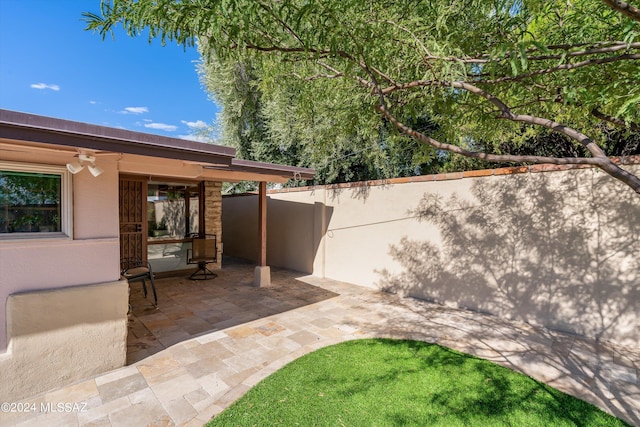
[0,161,73,241]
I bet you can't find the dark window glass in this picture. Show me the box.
[0,171,62,234]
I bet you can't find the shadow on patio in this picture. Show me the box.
[127,257,338,364]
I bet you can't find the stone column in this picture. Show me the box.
[204,181,223,270]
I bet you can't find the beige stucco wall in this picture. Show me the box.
[0,149,121,352]
[222,191,327,274]
[221,195,259,262]
[223,165,640,348]
[1,142,228,401]
[0,147,127,400]
[0,280,128,401]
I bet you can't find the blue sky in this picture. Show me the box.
[0,0,221,141]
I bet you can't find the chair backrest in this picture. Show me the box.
[191,235,217,262]
[120,257,144,274]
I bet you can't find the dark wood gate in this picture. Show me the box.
[119,176,147,262]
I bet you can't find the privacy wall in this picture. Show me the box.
[223,162,640,349]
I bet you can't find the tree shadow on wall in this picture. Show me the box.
[163,199,187,237]
[322,180,385,202]
[378,170,640,345]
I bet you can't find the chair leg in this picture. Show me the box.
[189,262,218,280]
[141,279,148,299]
[148,274,158,306]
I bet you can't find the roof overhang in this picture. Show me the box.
[207,159,315,181]
[0,109,315,183]
[0,109,235,165]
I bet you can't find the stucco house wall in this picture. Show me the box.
[223,163,640,349]
[0,149,232,401]
[0,150,126,401]
[0,109,314,401]
[0,153,229,401]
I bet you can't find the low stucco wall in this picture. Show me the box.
[0,280,128,402]
[222,163,640,349]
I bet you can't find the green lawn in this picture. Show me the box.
[207,339,628,427]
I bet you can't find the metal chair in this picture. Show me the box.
[121,257,158,306]
[187,234,218,280]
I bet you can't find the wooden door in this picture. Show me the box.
[119,176,147,262]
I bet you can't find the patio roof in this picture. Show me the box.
[0,109,315,182]
[212,158,315,180]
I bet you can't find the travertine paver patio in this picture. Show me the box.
[3,262,639,427]
[126,259,338,364]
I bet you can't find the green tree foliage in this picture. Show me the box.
[200,56,433,185]
[84,0,640,193]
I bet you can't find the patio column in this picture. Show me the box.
[254,181,271,287]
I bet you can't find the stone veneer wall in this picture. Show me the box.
[204,181,223,269]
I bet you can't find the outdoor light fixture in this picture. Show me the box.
[66,154,103,177]
[66,160,84,174]
[88,163,104,177]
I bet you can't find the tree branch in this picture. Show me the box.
[602,0,640,22]
[297,67,344,81]
[376,102,640,194]
[524,42,640,61]
[393,41,640,64]
[379,77,637,144]
[372,74,640,193]
[318,61,373,88]
[375,103,600,165]
[477,54,640,84]
[591,108,640,130]
[257,3,306,47]
[445,81,608,158]
[243,42,359,64]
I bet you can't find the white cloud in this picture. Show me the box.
[181,119,208,130]
[144,122,177,132]
[30,83,60,91]
[89,100,97,104]
[121,106,149,114]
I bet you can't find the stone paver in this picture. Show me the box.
[2,263,639,427]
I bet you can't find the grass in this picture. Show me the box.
[207,339,628,427]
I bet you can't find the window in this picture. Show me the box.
[147,181,201,272]
[0,162,72,239]
[147,182,200,239]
